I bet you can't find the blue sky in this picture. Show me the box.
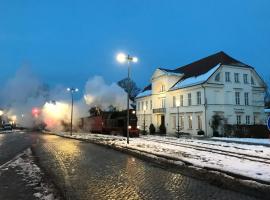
[0,0,269,90]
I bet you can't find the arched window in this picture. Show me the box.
[215,73,220,82]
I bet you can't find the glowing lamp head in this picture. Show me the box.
[137,125,140,129]
[116,53,127,63]
[132,57,138,63]
[67,88,71,91]
[128,125,132,129]
[75,88,79,92]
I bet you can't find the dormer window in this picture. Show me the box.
[251,76,255,85]
[215,73,220,82]
[160,84,165,92]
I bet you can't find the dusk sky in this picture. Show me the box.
[0,0,270,90]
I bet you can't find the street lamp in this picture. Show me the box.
[67,87,79,136]
[176,100,180,135]
[116,53,138,144]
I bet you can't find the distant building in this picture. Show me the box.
[135,51,267,136]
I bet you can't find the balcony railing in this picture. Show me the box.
[152,108,166,113]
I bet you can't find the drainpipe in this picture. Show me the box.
[202,85,208,137]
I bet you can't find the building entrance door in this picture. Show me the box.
[161,115,165,126]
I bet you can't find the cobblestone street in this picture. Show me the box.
[33,134,261,200]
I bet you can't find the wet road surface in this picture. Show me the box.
[32,134,260,200]
[0,131,37,165]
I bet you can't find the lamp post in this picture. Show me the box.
[67,87,79,136]
[176,100,180,135]
[143,107,146,134]
[116,53,138,144]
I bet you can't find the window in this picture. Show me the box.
[225,72,230,82]
[197,91,201,105]
[188,115,193,129]
[251,76,255,85]
[172,116,176,129]
[150,100,152,109]
[142,101,144,110]
[180,95,183,106]
[137,102,140,111]
[180,116,184,129]
[234,73,239,83]
[246,115,250,125]
[161,98,166,108]
[237,115,241,124]
[172,96,176,107]
[160,84,165,92]
[244,92,249,106]
[188,93,192,106]
[146,101,148,110]
[235,92,240,105]
[243,74,248,84]
[197,115,202,130]
[215,73,220,82]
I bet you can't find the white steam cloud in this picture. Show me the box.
[0,67,127,131]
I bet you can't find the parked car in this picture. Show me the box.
[3,123,12,130]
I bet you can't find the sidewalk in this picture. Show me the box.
[0,149,61,200]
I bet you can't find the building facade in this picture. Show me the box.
[135,52,266,136]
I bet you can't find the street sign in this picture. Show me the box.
[267,116,270,131]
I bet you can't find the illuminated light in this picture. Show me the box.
[67,88,71,91]
[132,110,136,114]
[0,110,3,116]
[116,53,127,63]
[137,125,140,129]
[32,108,41,117]
[11,115,17,121]
[128,125,131,129]
[132,57,138,63]
[75,88,79,92]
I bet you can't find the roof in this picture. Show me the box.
[136,90,152,98]
[170,64,221,90]
[159,51,252,80]
[137,51,253,97]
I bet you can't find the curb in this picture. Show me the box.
[48,132,270,199]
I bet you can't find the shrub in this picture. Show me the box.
[149,123,156,135]
[159,124,166,135]
[197,130,205,135]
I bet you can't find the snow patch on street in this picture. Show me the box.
[0,148,60,200]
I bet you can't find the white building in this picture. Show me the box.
[135,51,266,136]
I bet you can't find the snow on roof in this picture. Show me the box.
[136,90,152,98]
[265,109,270,113]
[170,63,221,90]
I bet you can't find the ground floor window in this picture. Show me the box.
[180,116,184,129]
[246,115,250,125]
[236,115,241,124]
[197,115,202,130]
[188,115,192,129]
[172,116,176,129]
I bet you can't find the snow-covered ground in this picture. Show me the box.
[0,149,60,200]
[56,132,270,184]
[211,137,270,145]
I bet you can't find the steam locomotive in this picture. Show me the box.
[80,109,139,137]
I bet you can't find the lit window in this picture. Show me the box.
[188,115,193,129]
